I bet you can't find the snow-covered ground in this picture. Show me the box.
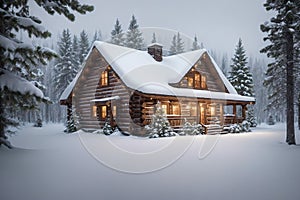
[1,123,300,200]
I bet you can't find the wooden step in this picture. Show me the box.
[204,124,227,135]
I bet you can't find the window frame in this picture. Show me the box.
[100,70,109,87]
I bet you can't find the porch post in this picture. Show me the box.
[242,104,247,120]
[233,104,236,123]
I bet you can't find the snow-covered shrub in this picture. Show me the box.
[33,118,43,127]
[146,101,177,138]
[180,119,204,135]
[64,107,79,133]
[241,120,251,132]
[246,105,257,127]
[102,121,114,135]
[228,124,242,133]
[267,115,275,125]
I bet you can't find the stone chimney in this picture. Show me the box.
[147,43,163,62]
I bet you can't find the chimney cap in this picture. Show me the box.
[147,43,163,48]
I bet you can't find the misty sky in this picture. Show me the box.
[31,0,272,59]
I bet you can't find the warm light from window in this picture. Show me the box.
[201,75,207,89]
[210,106,216,116]
[190,102,197,116]
[195,73,200,89]
[172,104,180,115]
[162,104,168,115]
[101,105,107,119]
[112,105,117,118]
[188,77,194,87]
[92,106,97,117]
[101,71,108,86]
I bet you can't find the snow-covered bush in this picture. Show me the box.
[241,120,251,132]
[102,121,114,135]
[267,115,275,125]
[179,119,204,135]
[228,124,242,133]
[64,107,79,133]
[246,105,257,127]
[33,118,43,127]
[146,101,177,138]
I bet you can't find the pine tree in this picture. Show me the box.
[191,35,200,50]
[151,33,157,43]
[54,29,77,100]
[221,53,228,76]
[79,30,90,63]
[176,32,184,54]
[169,32,185,55]
[0,1,93,148]
[228,38,254,97]
[146,101,176,138]
[261,0,300,144]
[91,30,102,45]
[169,35,177,55]
[110,19,125,46]
[72,35,81,70]
[125,15,144,50]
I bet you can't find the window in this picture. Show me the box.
[101,105,107,119]
[189,102,197,116]
[210,106,216,116]
[100,70,108,86]
[112,105,117,118]
[161,104,168,115]
[201,75,207,89]
[92,106,97,117]
[187,77,194,87]
[171,104,180,115]
[195,73,200,89]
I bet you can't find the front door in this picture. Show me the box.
[199,103,206,124]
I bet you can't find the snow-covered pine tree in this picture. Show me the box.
[0,0,93,148]
[176,32,184,54]
[72,35,81,71]
[92,30,102,43]
[169,35,177,55]
[151,33,157,43]
[79,30,90,63]
[191,35,200,50]
[261,0,300,144]
[110,18,125,46]
[221,53,228,76]
[146,101,176,138]
[228,38,254,97]
[54,29,77,100]
[169,32,185,55]
[125,15,145,50]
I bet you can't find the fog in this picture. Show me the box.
[30,0,272,58]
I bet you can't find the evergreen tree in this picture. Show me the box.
[0,0,93,148]
[110,19,125,46]
[191,35,200,50]
[72,35,81,70]
[151,32,157,43]
[228,38,254,97]
[169,35,177,55]
[90,30,102,46]
[79,30,90,63]
[125,15,144,50]
[261,0,300,144]
[176,32,184,54]
[221,53,228,76]
[169,32,185,55]
[146,101,176,138]
[54,29,77,100]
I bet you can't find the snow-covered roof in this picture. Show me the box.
[60,41,255,103]
[90,96,120,102]
[0,69,44,98]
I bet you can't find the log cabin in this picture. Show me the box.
[60,41,255,135]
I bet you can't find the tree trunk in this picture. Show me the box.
[285,29,295,145]
[298,93,300,130]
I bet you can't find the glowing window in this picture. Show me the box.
[92,106,97,117]
[172,104,180,115]
[195,73,200,89]
[101,70,108,86]
[190,102,197,116]
[112,105,117,118]
[161,104,168,115]
[201,75,207,89]
[210,106,216,116]
[101,105,107,119]
[188,77,194,87]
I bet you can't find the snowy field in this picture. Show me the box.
[1,123,300,200]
